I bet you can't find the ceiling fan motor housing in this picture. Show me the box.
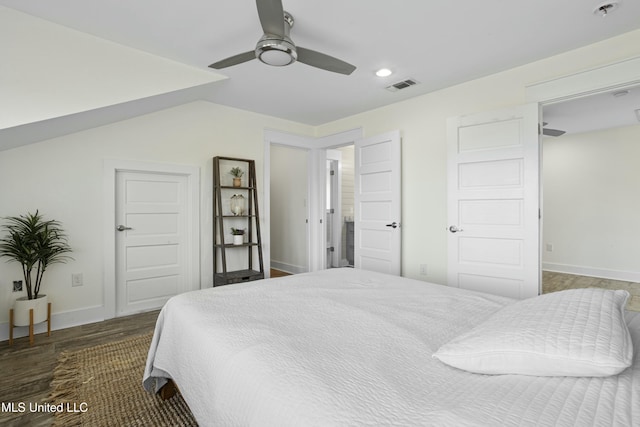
[255,35,297,66]
[209,6,355,75]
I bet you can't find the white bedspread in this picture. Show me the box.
[143,268,640,426]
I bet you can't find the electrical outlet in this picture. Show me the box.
[72,273,83,287]
[419,264,428,275]
[546,243,554,252]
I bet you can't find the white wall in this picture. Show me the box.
[339,145,355,221]
[317,29,640,285]
[542,124,640,281]
[0,101,313,336]
[269,145,309,273]
[3,27,640,338]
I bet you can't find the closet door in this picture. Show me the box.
[447,103,540,299]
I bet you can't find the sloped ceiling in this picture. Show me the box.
[2,1,640,149]
[0,7,226,149]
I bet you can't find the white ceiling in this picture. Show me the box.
[543,85,640,136]
[2,0,640,139]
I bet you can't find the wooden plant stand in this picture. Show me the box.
[9,302,51,346]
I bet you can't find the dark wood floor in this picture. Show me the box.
[2,273,288,425]
[0,310,160,427]
[270,268,292,278]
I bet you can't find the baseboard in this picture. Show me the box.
[543,263,640,283]
[270,260,307,275]
[0,304,104,343]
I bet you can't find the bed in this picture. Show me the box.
[143,268,640,426]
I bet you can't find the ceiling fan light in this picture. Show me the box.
[259,49,294,66]
[256,38,297,67]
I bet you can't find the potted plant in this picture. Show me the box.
[0,211,72,327]
[229,167,244,187]
[230,227,245,245]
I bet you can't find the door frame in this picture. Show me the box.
[314,128,363,271]
[102,159,200,319]
[263,128,362,275]
[263,130,315,277]
[526,55,640,106]
[325,150,343,268]
[265,141,313,275]
[526,55,640,283]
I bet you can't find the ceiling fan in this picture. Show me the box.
[542,122,566,137]
[209,0,356,75]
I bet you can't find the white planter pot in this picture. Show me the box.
[13,294,49,326]
[233,234,244,245]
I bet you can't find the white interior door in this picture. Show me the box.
[354,130,401,275]
[115,171,190,315]
[447,103,540,299]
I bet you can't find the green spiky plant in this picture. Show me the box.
[0,211,73,300]
[229,167,244,178]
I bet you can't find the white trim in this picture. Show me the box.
[326,150,343,268]
[316,127,364,148]
[543,263,640,283]
[527,55,640,290]
[309,149,325,271]
[526,55,640,105]
[264,128,315,148]
[312,129,363,271]
[1,304,103,342]
[270,260,308,275]
[102,159,200,319]
[263,127,363,275]
[263,132,314,276]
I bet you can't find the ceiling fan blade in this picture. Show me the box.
[296,47,356,75]
[542,128,566,137]
[256,0,285,37]
[209,51,256,69]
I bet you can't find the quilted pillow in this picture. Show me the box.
[433,288,633,377]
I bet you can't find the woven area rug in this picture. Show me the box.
[49,332,198,426]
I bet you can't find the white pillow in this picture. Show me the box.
[433,288,633,377]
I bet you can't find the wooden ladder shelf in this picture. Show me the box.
[213,157,264,286]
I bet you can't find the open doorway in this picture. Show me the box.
[325,146,355,269]
[541,86,640,310]
[269,144,310,276]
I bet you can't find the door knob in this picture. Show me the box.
[116,225,133,232]
[448,225,463,233]
[386,222,398,229]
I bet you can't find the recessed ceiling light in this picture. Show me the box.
[375,68,392,77]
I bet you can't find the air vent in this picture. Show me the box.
[386,78,419,92]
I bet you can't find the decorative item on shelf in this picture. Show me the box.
[213,156,263,286]
[230,194,246,216]
[230,227,246,245]
[0,211,73,345]
[229,167,244,187]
